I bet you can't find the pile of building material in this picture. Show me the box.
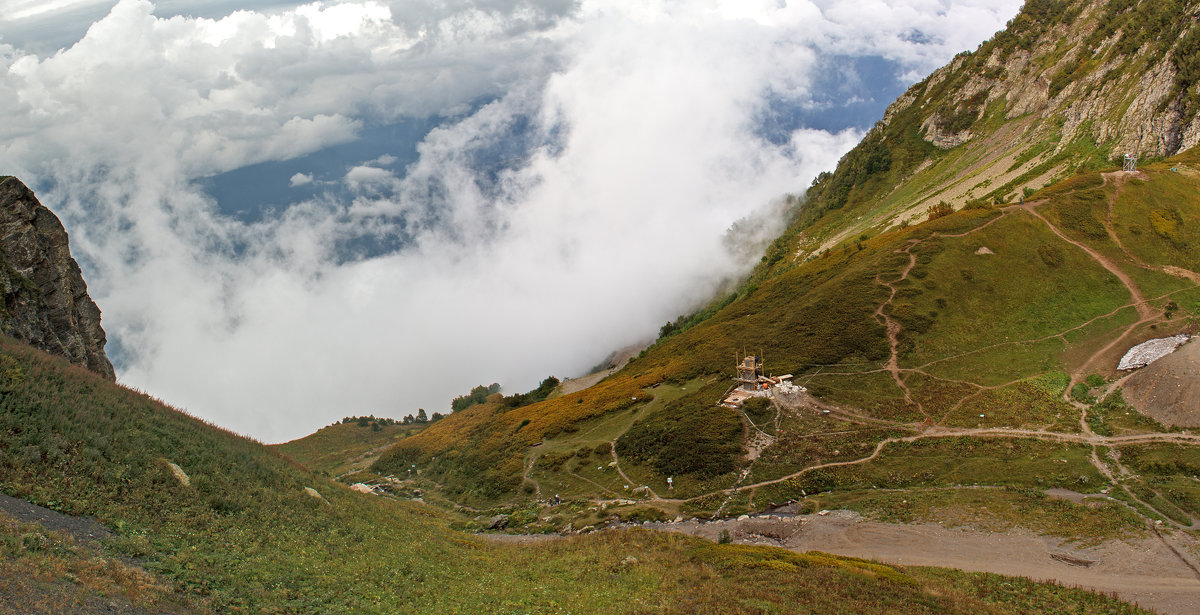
[1118,334,1190,370]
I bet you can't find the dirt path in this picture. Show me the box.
[610,447,659,499]
[868,210,1019,425]
[686,426,1200,501]
[522,455,543,500]
[1018,201,1155,322]
[644,513,1200,615]
[0,493,114,548]
[874,240,929,420]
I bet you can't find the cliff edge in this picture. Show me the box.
[0,177,115,380]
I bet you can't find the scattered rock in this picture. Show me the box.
[487,515,510,530]
[975,246,994,255]
[621,556,639,566]
[1051,552,1098,567]
[304,487,324,500]
[349,483,374,494]
[165,461,190,487]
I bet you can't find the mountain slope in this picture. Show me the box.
[369,4,1200,579]
[0,333,1154,613]
[776,0,1200,263]
[272,418,427,477]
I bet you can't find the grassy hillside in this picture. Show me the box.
[370,1,1200,529]
[0,334,1151,613]
[272,419,427,477]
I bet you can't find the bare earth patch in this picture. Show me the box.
[1122,339,1200,427]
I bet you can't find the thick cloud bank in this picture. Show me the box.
[0,0,1020,441]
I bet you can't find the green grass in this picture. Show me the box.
[272,421,426,476]
[941,376,1079,431]
[1112,169,1200,271]
[0,337,1155,613]
[813,487,1144,543]
[1088,390,1170,435]
[897,212,1129,368]
[0,511,204,613]
[754,437,1107,505]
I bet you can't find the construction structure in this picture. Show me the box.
[735,354,765,390]
[720,351,802,407]
[1124,153,1138,173]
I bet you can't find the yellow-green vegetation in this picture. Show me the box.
[1087,390,1170,436]
[351,4,1200,576]
[939,374,1078,431]
[753,438,1107,504]
[813,487,1145,543]
[273,420,427,476]
[374,150,1200,546]
[0,336,1153,613]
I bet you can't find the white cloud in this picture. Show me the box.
[289,172,314,186]
[0,0,1021,442]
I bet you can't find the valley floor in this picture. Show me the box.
[639,511,1200,615]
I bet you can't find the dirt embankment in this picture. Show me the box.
[1122,339,1200,427]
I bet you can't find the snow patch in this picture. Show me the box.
[1118,335,1190,370]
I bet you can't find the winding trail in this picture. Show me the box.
[874,239,927,420]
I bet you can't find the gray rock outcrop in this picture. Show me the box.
[0,176,115,380]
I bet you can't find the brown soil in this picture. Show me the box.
[645,513,1200,615]
[1122,340,1200,427]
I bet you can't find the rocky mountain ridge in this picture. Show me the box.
[744,0,1200,269]
[0,176,114,380]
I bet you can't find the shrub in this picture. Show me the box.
[617,384,743,478]
[1038,244,1064,267]
[927,201,954,221]
[1070,382,1095,404]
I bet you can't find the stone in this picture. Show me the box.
[487,515,510,530]
[165,461,190,487]
[0,178,113,379]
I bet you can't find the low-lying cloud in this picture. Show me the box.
[0,0,1021,442]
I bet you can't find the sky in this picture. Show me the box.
[0,0,1023,443]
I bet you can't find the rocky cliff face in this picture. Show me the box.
[0,177,115,380]
[774,0,1200,267]
[906,0,1200,158]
